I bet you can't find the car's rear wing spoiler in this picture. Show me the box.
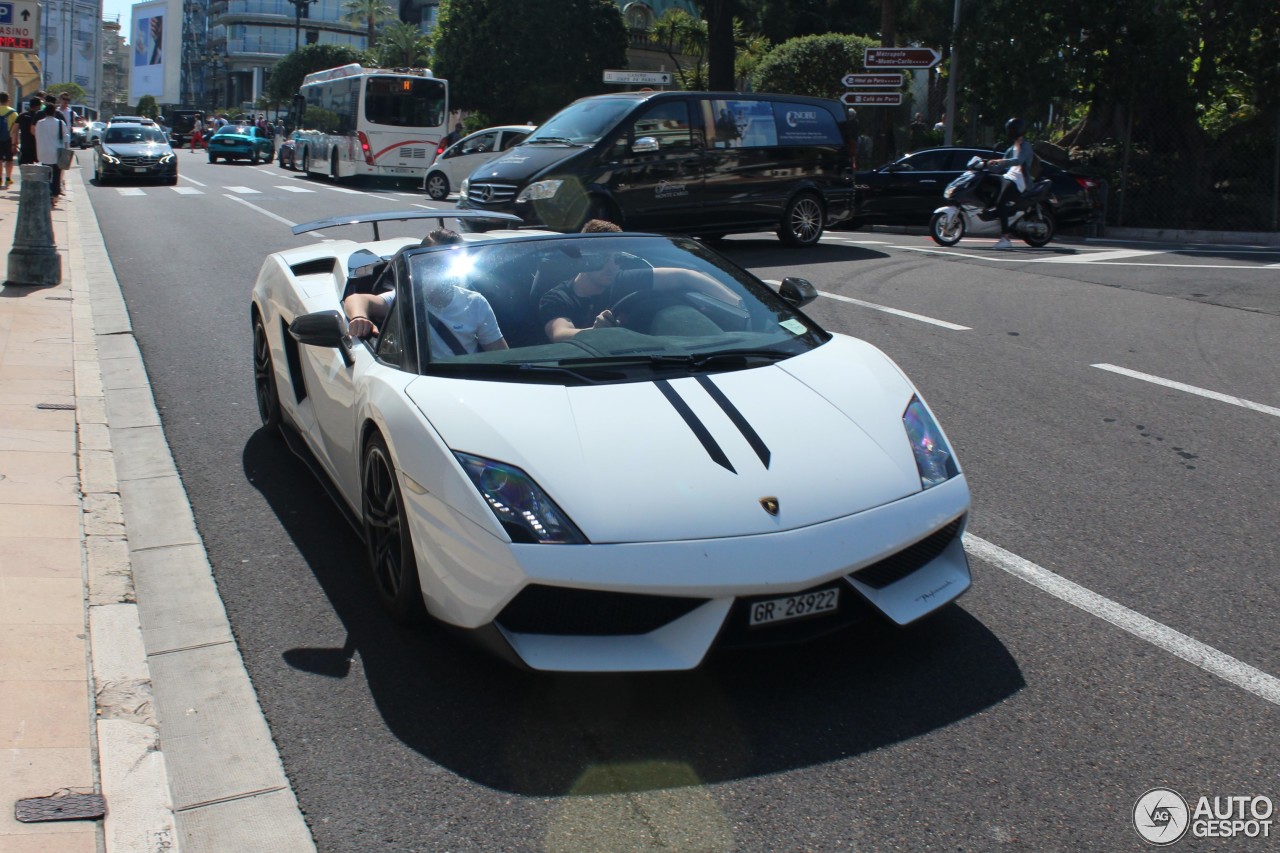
[292,209,522,241]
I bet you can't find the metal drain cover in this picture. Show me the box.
[14,792,105,822]
[36,402,76,410]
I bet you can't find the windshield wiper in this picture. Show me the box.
[425,360,620,384]
[559,350,791,371]
[525,136,583,146]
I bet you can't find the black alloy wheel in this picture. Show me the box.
[362,435,426,623]
[252,315,282,431]
[778,192,825,247]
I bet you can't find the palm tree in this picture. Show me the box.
[343,0,396,50]
[376,21,430,68]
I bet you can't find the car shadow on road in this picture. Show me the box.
[244,429,1024,798]
[712,239,890,269]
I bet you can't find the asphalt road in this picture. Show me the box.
[85,151,1280,852]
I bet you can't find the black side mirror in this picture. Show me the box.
[778,277,818,308]
[289,310,353,366]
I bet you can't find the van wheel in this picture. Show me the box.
[778,192,824,247]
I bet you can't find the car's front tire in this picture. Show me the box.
[425,171,449,200]
[778,192,825,247]
[362,434,426,623]
[252,314,282,432]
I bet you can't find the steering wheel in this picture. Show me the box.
[608,287,691,331]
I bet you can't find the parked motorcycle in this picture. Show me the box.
[929,156,1056,247]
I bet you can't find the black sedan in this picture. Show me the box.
[850,146,1104,229]
[93,124,178,185]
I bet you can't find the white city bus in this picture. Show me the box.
[292,63,448,182]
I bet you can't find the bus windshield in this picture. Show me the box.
[365,76,447,128]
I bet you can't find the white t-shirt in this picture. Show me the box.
[35,114,64,165]
[382,287,503,359]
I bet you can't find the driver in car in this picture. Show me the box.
[538,245,742,342]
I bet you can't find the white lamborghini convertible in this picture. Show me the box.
[251,210,972,672]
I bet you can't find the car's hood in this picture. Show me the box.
[469,144,584,182]
[103,143,170,157]
[405,336,926,543]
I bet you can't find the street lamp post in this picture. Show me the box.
[286,0,317,51]
[944,0,960,147]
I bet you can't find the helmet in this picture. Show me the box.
[1005,117,1025,139]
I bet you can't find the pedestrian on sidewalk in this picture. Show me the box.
[36,103,67,200]
[16,96,41,165]
[0,93,17,187]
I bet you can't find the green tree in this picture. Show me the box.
[376,20,431,68]
[135,94,158,118]
[433,0,627,125]
[650,9,707,90]
[751,32,877,100]
[343,0,397,49]
[266,44,367,104]
[47,82,87,103]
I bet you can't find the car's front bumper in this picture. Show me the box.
[406,473,971,671]
[98,158,177,180]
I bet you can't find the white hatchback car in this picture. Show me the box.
[423,125,535,200]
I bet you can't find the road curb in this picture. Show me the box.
[72,169,316,852]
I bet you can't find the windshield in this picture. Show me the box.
[365,76,447,128]
[397,235,828,382]
[104,127,167,144]
[524,98,635,145]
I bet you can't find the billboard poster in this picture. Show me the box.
[129,2,166,100]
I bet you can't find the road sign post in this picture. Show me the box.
[0,0,39,53]
[864,47,941,69]
[602,70,672,86]
[841,92,903,107]
[842,73,904,88]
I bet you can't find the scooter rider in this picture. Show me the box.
[986,117,1033,249]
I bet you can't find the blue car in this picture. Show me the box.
[207,126,274,164]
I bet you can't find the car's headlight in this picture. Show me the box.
[455,452,586,544]
[903,396,959,489]
[102,153,120,164]
[159,152,174,163]
[459,177,469,195]
[516,179,564,202]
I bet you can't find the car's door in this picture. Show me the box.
[302,256,412,500]
[878,150,958,220]
[600,99,703,230]
[440,130,500,186]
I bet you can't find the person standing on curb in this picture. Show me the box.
[35,102,67,201]
[0,93,17,187]
[16,96,41,166]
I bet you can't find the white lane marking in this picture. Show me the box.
[313,183,395,200]
[964,534,1280,706]
[224,194,297,228]
[1033,248,1156,264]
[1092,364,1280,418]
[225,186,260,194]
[171,186,203,195]
[894,244,1273,269]
[274,185,315,193]
[824,237,894,245]
[818,290,971,330]
[116,187,145,196]
[179,174,207,187]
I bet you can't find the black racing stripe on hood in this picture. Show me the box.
[655,379,736,474]
[696,375,771,469]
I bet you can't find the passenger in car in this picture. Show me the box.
[344,229,509,357]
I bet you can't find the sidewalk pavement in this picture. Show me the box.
[1,161,315,852]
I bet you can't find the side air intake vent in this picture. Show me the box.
[290,257,338,277]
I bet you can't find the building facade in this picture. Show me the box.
[40,0,105,109]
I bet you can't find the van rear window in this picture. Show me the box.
[706,98,842,148]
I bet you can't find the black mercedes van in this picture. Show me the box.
[455,90,855,247]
